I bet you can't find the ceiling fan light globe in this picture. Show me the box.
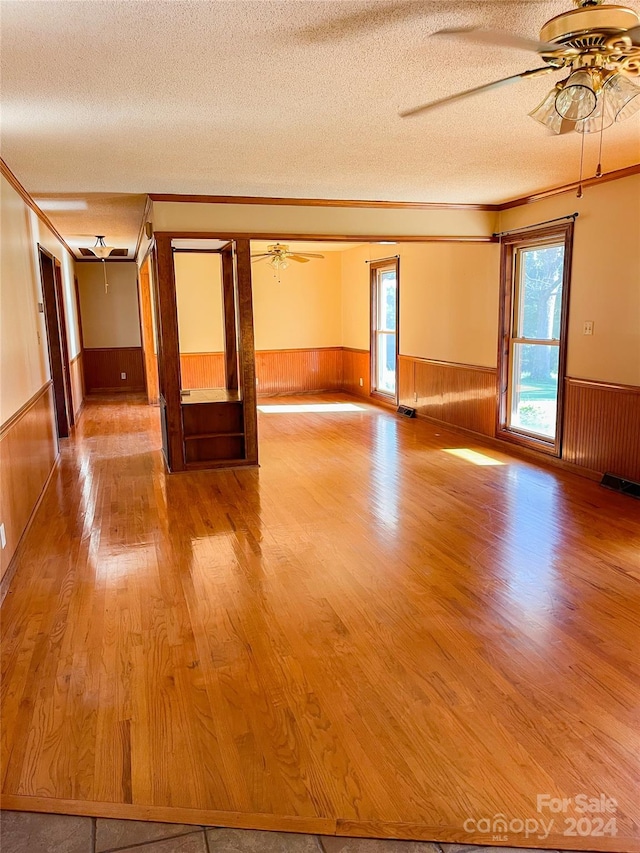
[529,87,565,133]
[603,72,640,122]
[555,69,598,121]
[575,88,616,134]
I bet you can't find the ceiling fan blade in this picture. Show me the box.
[297,2,434,42]
[293,253,325,259]
[626,25,640,45]
[297,0,550,42]
[432,27,557,53]
[251,255,271,263]
[288,255,312,263]
[399,66,556,118]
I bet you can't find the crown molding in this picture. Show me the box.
[148,192,500,212]
[148,164,640,214]
[498,164,640,210]
[0,158,75,260]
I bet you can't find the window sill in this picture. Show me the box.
[496,426,560,457]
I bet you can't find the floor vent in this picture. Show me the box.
[600,473,640,500]
[397,405,416,418]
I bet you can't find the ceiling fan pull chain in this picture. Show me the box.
[577,131,586,199]
[595,86,606,178]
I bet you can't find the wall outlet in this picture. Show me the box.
[583,321,594,336]
[38,302,44,313]
[359,377,363,387]
[121,372,127,379]
[256,377,259,385]
[0,523,6,550]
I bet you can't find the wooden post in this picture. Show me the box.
[154,235,185,471]
[234,239,258,466]
[221,243,239,392]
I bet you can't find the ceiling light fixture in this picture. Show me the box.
[90,235,114,259]
[88,236,114,293]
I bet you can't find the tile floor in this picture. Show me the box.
[0,811,567,853]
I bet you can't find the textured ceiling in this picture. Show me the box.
[2,0,639,214]
[31,193,147,259]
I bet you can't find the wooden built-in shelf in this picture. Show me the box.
[154,236,258,472]
[184,431,245,441]
[181,388,241,404]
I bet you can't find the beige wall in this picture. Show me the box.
[341,242,500,366]
[77,262,141,348]
[151,175,639,385]
[253,251,342,350]
[498,174,640,386]
[152,200,496,238]
[0,175,80,423]
[174,252,224,353]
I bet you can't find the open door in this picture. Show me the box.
[39,247,73,437]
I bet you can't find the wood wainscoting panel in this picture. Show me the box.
[180,353,225,390]
[341,348,370,398]
[398,355,497,436]
[563,378,640,481]
[255,348,343,396]
[0,383,58,582]
[83,347,145,393]
[69,352,84,419]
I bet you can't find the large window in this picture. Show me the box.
[498,224,573,455]
[371,259,399,400]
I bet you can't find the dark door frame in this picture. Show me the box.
[38,246,73,437]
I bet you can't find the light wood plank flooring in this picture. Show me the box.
[2,394,639,851]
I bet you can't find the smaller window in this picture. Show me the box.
[370,259,399,400]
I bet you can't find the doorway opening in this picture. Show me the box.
[38,246,73,438]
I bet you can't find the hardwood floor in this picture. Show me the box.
[1,394,639,851]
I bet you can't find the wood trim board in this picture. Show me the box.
[0,793,637,851]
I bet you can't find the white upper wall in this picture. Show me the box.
[174,252,224,353]
[153,200,495,239]
[77,262,141,348]
[341,242,499,366]
[0,174,80,423]
[498,174,640,386]
[252,251,343,350]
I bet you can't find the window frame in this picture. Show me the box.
[370,258,400,403]
[497,222,574,457]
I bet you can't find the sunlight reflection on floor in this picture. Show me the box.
[257,403,366,413]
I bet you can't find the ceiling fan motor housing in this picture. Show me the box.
[540,5,640,75]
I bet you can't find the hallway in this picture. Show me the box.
[1,395,639,851]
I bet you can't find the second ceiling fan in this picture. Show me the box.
[251,243,325,272]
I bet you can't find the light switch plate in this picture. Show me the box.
[0,523,6,550]
[121,372,126,379]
